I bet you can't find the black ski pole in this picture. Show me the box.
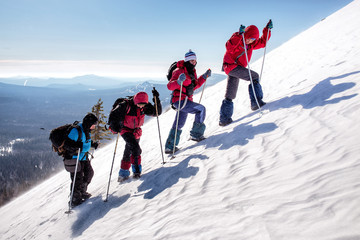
[104,133,120,202]
[153,87,165,164]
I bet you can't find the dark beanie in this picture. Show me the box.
[83,113,98,130]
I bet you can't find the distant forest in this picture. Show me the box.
[0,83,92,207]
[0,124,62,206]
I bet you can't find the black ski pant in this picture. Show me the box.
[66,158,94,199]
[121,132,141,169]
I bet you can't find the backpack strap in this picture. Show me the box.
[72,121,83,143]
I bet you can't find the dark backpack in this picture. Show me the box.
[108,97,131,133]
[167,61,178,81]
[49,121,82,158]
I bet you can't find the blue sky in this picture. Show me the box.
[0,0,353,79]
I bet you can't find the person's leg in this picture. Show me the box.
[176,101,207,140]
[229,65,259,82]
[131,154,142,178]
[70,168,84,206]
[249,79,266,110]
[81,159,94,199]
[171,100,189,130]
[64,158,84,206]
[219,74,239,125]
[165,100,189,151]
[229,66,265,110]
[119,133,141,180]
[120,132,141,180]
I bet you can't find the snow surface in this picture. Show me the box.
[1,1,360,239]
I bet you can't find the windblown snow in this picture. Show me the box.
[1,1,360,239]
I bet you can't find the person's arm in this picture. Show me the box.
[144,89,162,116]
[167,68,191,91]
[253,20,272,50]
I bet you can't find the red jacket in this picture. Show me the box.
[120,102,145,139]
[167,60,206,103]
[223,26,271,75]
[120,99,160,139]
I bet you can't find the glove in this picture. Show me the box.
[177,73,186,85]
[91,141,99,150]
[239,25,246,34]
[266,19,273,29]
[202,69,211,80]
[64,138,83,151]
[108,126,118,134]
[152,88,159,98]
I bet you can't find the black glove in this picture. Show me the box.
[64,138,82,151]
[152,88,159,98]
[91,141,99,150]
[109,124,120,134]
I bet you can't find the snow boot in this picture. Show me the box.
[82,192,92,200]
[219,98,233,126]
[249,80,266,111]
[131,156,142,179]
[165,128,182,152]
[165,146,179,154]
[118,169,130,182]
[69,192,85,208]
[190,122,206,141]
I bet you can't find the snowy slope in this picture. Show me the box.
[1,1,360,239]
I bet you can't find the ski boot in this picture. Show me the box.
[118,169,130,183]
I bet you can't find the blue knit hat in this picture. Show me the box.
[184,49,197,62]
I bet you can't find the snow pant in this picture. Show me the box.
[120,132,142,177]
[220,66,264,123]
[165,100,206,149]
[64,157,94,201]
[171,100,206,129]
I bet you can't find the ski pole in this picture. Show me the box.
[65,148,81,214]
[104,133,120,202]
[198,80,207,104]
[153,87,165,165]
[241,26,262,114]
[171,81,184,159]
[259,26,270,83]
